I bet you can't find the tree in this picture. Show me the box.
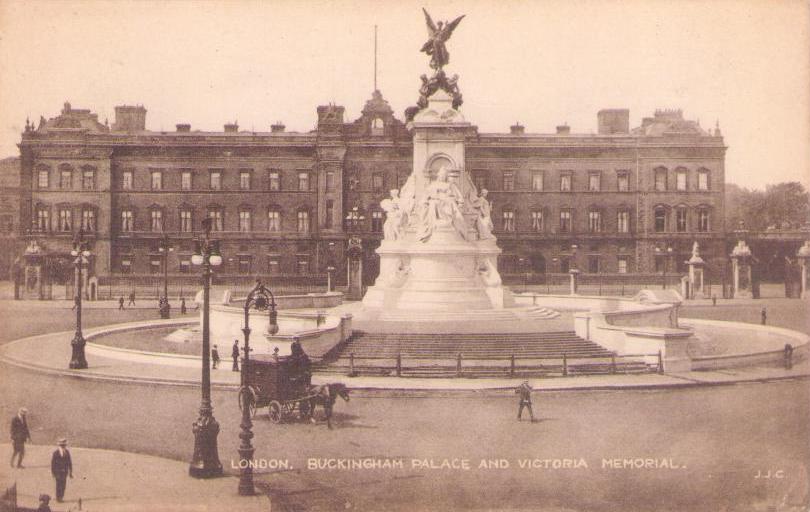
[725,181,809,231]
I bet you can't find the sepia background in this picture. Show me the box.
[0,0,808,190]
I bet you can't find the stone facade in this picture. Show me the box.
[0,156,22,278]
[16,99,726,286]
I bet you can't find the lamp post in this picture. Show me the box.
[158,233,173,319]
[69,229,90,369]
[238,280,278,495]
[189,218,223,479]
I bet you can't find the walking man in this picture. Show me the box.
[118,296,125,310]
[128,291,136,307]
[180,297,187,315]
[761,306,767,325]
[232,340,240,372]
[515,380,535,422]
[10,407,31,468]
[211,345,220,369]
[50,438,73,503]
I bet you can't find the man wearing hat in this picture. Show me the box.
[515,381,535,422]
[10,407,31,468]
[211,344,220,369]
[37,494,52,512]
[50,438,73,502]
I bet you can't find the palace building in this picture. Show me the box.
[15,95,726,293]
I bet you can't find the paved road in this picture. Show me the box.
[1,299,809,511]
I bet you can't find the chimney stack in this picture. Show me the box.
[224,122,239,133]
[112,105,147,132]
[597,109,630,134]
[175,123,191,132]
[510,122,525,135]
[556,124,570,135]
[271,122,285,133]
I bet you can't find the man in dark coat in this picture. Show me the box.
[128,291,136,306]
[515,381,535,422]
[118,296,125,310]
[232,340,240,371]
[51,438,73,502]
[180,297,187,314]
[10,407,31,468]
[211,345,220,369]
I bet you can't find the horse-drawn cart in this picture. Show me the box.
[238,354,317,423]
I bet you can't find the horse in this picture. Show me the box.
[308,383,350,429]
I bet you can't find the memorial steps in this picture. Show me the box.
[315,331,655,377]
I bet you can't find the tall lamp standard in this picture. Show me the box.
[158,233,173,319]
[69,229,90,369]
[238,280,279,495]
[189,218,223,478]
[656,245,673,289]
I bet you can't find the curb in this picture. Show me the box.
[2,346,808,394]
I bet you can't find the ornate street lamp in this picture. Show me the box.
[656,245,673,289]
[158,233,173,319]
[189,218,223,479]
[69,229,90,369]
[237,280,279,495]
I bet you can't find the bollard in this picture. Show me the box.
[610,355,617,374]
[657,350,664,374]
[456,353,462,377]
[784,344,794,370]
[349,352,355,377]
[510,354,515,377]
[396,353,402,377]
[532,295,536,305]
[563,353,568,376]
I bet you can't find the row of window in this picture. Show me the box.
[653,206,711,233]
[33,206,96,232]
[128,169,315,192]
[495,209,632,234]
[471,168,711,193]
[117,254,310,275]
[33,165,713,194]
[119,208,311,233]
[36,165,96,190]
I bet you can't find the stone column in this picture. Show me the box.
[730,240,752,299]
[686,242,706,300]
[797,241,810,299]
[569,269,580,295]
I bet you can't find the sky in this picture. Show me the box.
[0,0,808,190]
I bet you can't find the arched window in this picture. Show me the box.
[57,205,72,232]
[207,206,224,232]
[502,209,515,232]
[616,209,631,233]
[531,209,544,232]
[59,164,73,189]
[36,165,51,189]
[654,167,668,192]
[697,168,710,191]
[34,203,50,232]
[697,207,711,232]
[297,208,310,233]
[675,167,688,191]
[81,205,97,232]
[588,208,602,233]
[267,207,281,232]
[654,206,668,232]
[675,205,688,232]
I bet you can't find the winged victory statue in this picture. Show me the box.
[420,8,465,71]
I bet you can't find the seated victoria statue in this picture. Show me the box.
[416,165,468,242]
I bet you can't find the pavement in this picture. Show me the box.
[0,316,808,392]
[0,444,269,512]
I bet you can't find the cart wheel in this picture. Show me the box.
[268,401,282,424]
[299,400,311,420]
[238,387,257,419]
